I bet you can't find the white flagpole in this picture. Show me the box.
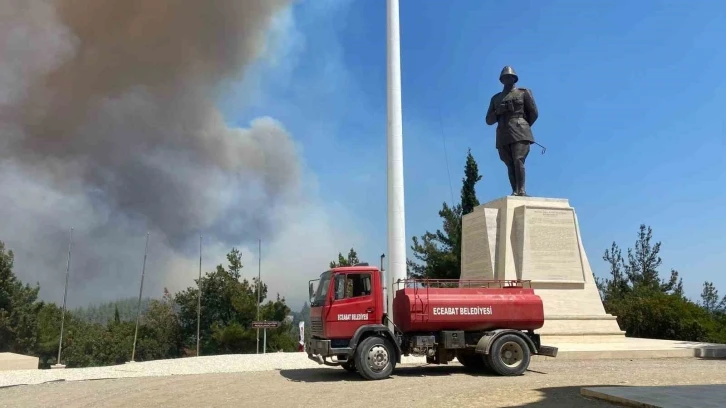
[386,0,406,331]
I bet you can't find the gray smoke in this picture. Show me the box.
[0,0,304,306]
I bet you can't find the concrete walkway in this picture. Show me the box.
[535,336,726,360]
[582,384,726,408]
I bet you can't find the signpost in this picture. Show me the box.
[251,321,280,353]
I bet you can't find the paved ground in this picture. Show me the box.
[582,384,726,408]
[1,358,725,408]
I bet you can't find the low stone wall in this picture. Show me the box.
[0,353,39,372]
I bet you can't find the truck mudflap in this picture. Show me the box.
[474,329,558,358]
[536,345,558,358]
[306,338,352,367]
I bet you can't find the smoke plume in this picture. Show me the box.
[0,0,316,306]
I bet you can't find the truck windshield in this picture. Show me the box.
[311,271,331,307]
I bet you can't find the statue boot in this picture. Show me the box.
[515,167,528,197]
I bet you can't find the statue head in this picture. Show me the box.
[499,66,518,85]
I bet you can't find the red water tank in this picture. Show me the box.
[392,286,545,333]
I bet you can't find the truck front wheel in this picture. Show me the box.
[354,336,396,380]
[486,334,531,376]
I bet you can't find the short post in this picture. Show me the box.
[263,327,267,354]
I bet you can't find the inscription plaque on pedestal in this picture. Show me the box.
[461,209,494,280]
[512,207,525,279]
[521,207,585,282]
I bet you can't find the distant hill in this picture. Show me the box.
[73,298,307,331]
[72,297,154,325]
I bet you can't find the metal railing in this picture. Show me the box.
[393,278,532,290]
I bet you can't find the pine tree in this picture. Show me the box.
[461,148,482,216]
[227,248,243,279]
[329,248,360,268]
[0,241,42,353]
[700,281,726,314]
[597,224,683,300]
[408,149,482,279]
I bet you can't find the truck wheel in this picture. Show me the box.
[354,336,396,380]
[486,334,531,376]
[341,360,356,372]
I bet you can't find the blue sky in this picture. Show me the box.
[221,0,726,304]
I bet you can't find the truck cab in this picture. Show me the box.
[307,265,399,379]
[309,265,384,338]
[306,264,557,381]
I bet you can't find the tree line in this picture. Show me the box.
[0,240,366,369]
[71,298,153,326]
[1,243,300,368]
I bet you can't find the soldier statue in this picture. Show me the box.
[485,66,539,196]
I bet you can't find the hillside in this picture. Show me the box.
[72,297,154,324]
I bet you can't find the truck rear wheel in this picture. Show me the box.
[486,334,531,376]
[354,336,395,380]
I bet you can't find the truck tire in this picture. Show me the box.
[486,333,531,376]
[341,360,356,372]
[354,336,396,380]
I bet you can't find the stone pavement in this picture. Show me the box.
[581,384,726,408]
[6,358,726,408]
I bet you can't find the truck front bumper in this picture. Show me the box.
[306,338,353,366]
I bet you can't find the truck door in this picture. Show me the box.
[326,271,377,339]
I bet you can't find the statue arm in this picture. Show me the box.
[485,99,497,125]
[524,88,538,126]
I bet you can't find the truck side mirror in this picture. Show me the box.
[309,282,314,301]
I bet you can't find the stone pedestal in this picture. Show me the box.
[460,196,625,340]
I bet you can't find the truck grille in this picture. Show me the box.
[310,316,323,336]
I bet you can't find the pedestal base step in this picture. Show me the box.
[534,336,726,360]
[539,314,626,337]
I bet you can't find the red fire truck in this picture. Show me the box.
[306,264,558,380]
